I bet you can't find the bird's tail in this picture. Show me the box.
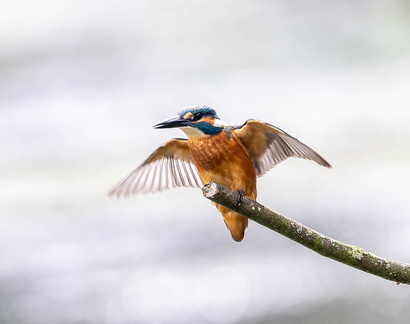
[217,204,248,242]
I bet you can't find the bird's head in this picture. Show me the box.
[153,105,226,138]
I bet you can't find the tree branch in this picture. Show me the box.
[202,181,410,285]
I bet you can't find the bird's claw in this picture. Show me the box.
[236,190,245,206]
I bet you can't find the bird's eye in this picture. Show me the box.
[193,112,202,120]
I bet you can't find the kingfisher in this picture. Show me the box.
[110,105,331,242]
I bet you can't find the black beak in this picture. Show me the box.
[153,115,190,129]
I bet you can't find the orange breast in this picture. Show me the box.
[188,131,257,199]
[188,131,256,241]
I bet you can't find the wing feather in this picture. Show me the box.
[109,139,202,197]
[233,120,331,177]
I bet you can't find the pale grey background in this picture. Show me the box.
[1,0,410,323]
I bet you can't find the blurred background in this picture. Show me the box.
[2,0,410,323]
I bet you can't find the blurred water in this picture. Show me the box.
[1,0,410,323]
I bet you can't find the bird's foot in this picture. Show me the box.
[236,190,245,206]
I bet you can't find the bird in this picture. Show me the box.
[109,105,331,242]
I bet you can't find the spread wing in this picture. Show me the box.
[233,120,331,177]
[109,138,203,197]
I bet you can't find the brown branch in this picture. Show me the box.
[202,181,410,285]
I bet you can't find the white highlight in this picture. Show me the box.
[121,268,181,323]
[195,267,249,323]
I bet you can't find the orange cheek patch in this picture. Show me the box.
[201,116,214,124]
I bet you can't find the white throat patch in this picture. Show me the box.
[180,126,206,138]
[213,119,228,127]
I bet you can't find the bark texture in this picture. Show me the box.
[202,181,410,285]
